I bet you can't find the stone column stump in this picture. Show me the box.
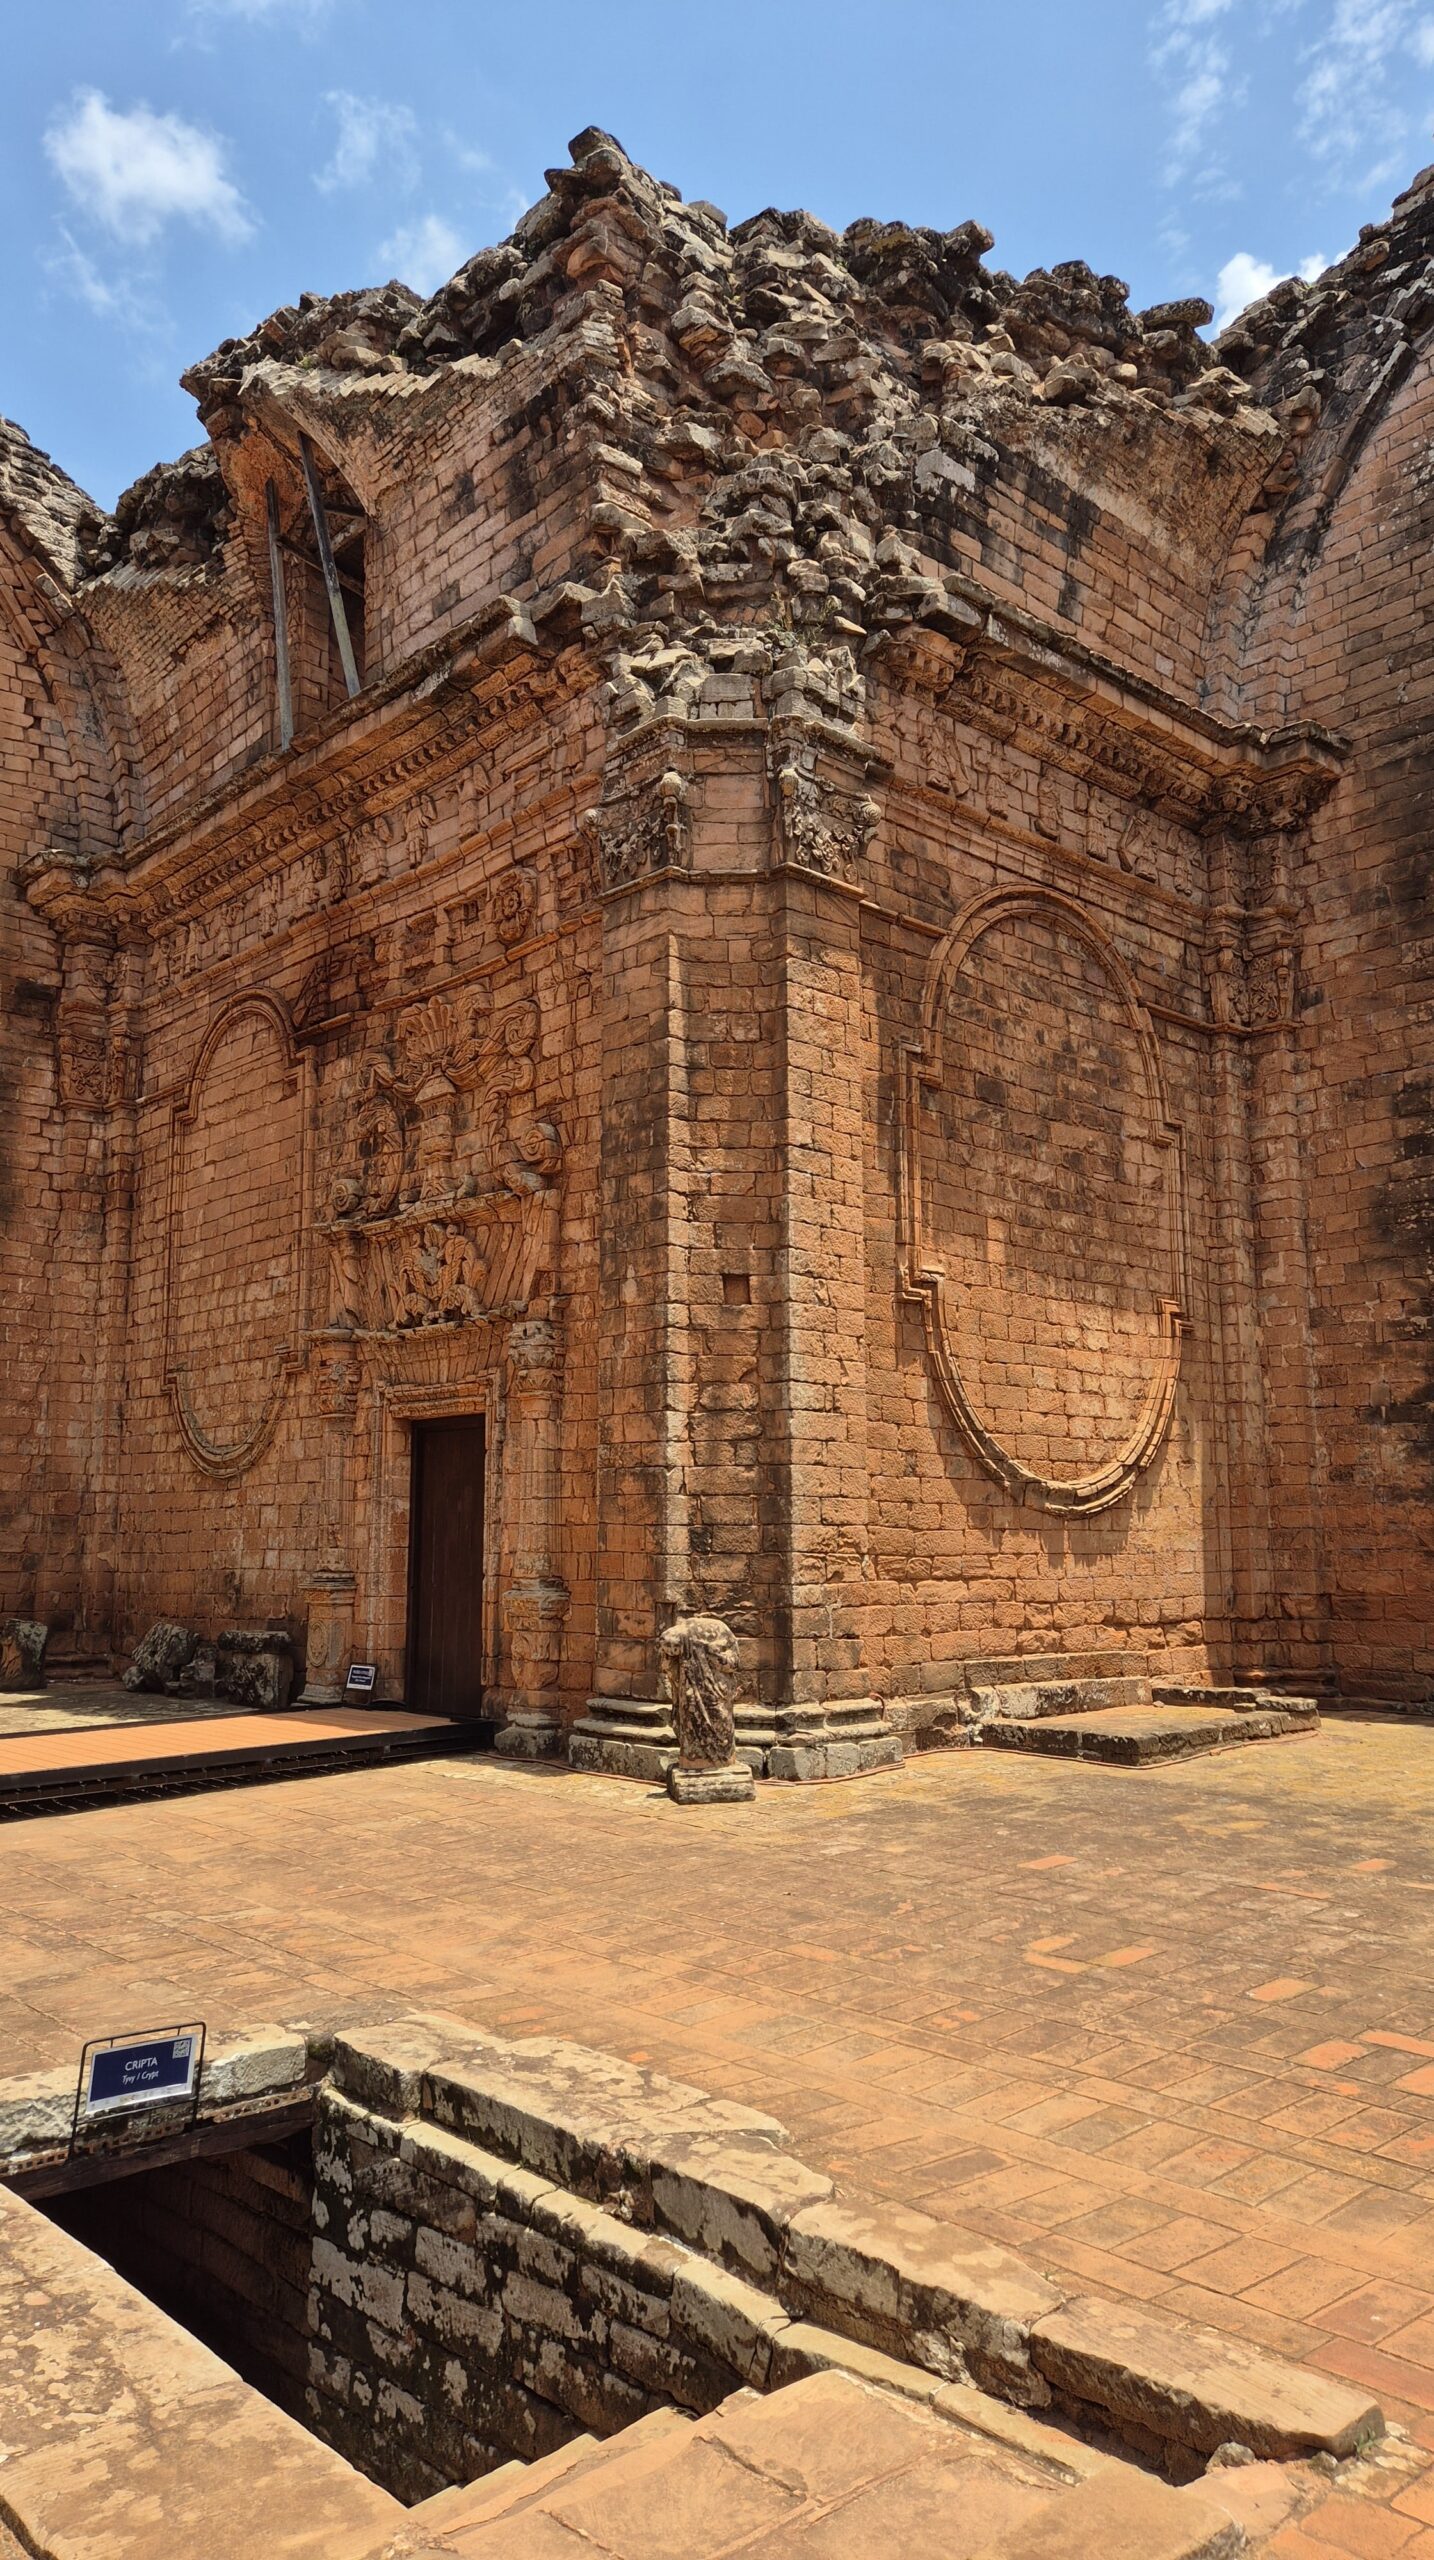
[661,1615,755,1804]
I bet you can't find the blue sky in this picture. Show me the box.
[5,0,1433,510]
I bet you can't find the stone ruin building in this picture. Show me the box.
[1,127,1431,1774]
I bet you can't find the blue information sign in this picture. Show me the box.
[79,2025,204,2120]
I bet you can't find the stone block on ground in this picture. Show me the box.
[120,1619,197,1692]
[0,1619,47,1692]
[216,1629,296,1712]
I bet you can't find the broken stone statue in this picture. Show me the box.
[661,1614,755,1804]
[0,1619,48,1692]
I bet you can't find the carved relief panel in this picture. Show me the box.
[321,985,562,1333]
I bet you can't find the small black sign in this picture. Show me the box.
[344,1662,377,1696]
[76,2023,205,2123]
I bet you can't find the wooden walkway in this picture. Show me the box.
[0,1704,478,1817]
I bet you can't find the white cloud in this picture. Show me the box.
[376,213,465,294]
[44,90,252,246]
[190,0,333,20]
[42,227,165,333]
[1298,0,1434,181]
[1151,0,1244,189]
[316,91,419,195]
[1214,246,1328,328]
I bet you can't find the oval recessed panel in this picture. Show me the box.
[907,893,1184,1511]
[167,1003,301,1473]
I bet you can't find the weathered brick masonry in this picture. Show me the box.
[1,129,1430,1739]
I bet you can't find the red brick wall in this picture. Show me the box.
[1217,343,1434,1700]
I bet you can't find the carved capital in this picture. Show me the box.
[774,761,880,883]
[582,766,689,891]
[507,1313,561,1396]
[314,1344,361,1421]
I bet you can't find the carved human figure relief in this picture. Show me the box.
[320,983,562,1333]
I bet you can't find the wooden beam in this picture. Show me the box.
[264,478,295,750]
[299,434,362,699]
[5,2097,317,2201]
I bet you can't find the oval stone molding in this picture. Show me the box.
[164,992,305,1477]
[901,888,1188,1516]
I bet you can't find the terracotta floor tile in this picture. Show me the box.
[1380,2315,1434,2374]
[1119,2213,1238,2272]
[1245,2259,1383,2320]
[1297,2493,1424,2556]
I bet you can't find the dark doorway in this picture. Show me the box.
[406,1416,486,1719]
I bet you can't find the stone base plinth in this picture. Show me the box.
[569,1698,676,1781]
[767,1699,904,1783]
[570,1695,901,1784]
[667,1761,755,1805]
[493,1712,563,1760]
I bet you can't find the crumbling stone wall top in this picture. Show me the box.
[0,415,105,587]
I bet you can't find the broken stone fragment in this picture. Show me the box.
[0,1619,48,1692]
[121,1619,198,1692]
[215,1629,296,1714]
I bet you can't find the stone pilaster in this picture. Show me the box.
[297,1338,360,1704]
[495,1310,570,1757]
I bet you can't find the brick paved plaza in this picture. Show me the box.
[6,1724,1434,2551]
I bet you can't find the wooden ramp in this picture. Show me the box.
[0,1704,481,1818]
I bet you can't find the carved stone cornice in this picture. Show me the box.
[19,594,583,945]
[870,593,1347,838]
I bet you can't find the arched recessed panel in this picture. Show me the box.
[165,995,303,1475]
[902,890,1186,1514]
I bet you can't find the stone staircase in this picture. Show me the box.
[960,1653,1321,1767]
[376,2371,1259,2559]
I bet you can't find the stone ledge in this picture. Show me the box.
[781,2193,1063,2403]
[0,2022,310,2182]
[1031,2295,1383,2464]
[331,2015,1384,2474]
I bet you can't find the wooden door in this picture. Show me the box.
[406,1417,486,1719]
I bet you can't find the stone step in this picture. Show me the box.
[1154,1683,1320,1724]
[964,1651,1147,1691]
[976,2465,1243,2559]
[390,2410,692,2552]
[980,1703,1316,1765]
[969,1675,1154,1722]
[386,2372,1257,2558]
